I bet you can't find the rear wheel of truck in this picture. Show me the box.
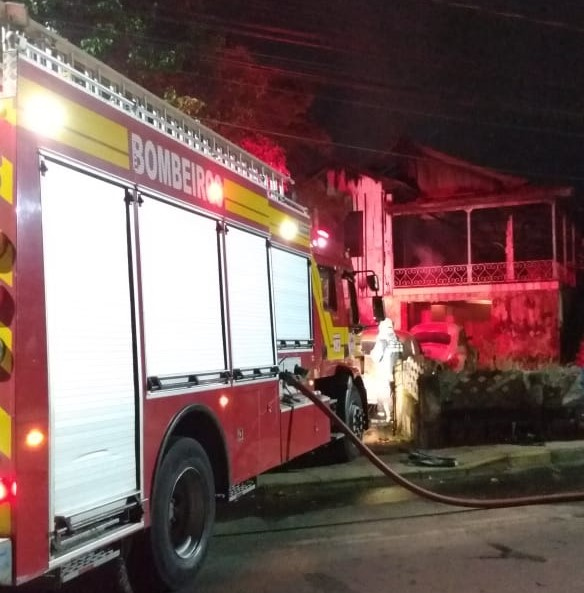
[128,437,215,592]
[334,380,365,462]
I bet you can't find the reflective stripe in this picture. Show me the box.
[224,178,310,249]
[0,240,14,288]
[0,327,12,377]
[224,179,269,225]
[19,78,130,169]
[0,505,10,535]
[0,156,13,205]
[311,258,349,361]
[268,207,310,248]
[0,99,16,126]
[0,406,10,459]
[0,92,14,542]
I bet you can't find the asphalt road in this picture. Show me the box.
[200,498,584,593]
[54,463,584,593]
[216,460,584,531]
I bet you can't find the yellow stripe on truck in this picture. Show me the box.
[268,208,311,249]
[18,78,130,169]
[0,397,10,536]
[0,405,10,459]
[0,239,13,290]
[0,149,15,287]
[225,179,270,226]
[311,258,349,361]
[225,179,310,248]
[0,503,9,534]
[0,326,13,379]
[0,98,16,126]
[0,156,13,205]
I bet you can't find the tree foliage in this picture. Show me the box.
[24,0,221,90]
[24,0,331,178]
[200,45,330,176]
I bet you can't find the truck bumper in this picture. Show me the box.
[0,538,11,586]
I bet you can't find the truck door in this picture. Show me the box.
[40,159,140,536]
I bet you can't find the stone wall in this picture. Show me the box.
[418,365,584,447]
[394,357,425,440]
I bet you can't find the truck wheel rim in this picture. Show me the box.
[349,404,365,439]
[168,467,206,559]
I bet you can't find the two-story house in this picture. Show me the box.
[300,141,580,369]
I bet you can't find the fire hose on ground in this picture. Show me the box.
[282,371,584,509]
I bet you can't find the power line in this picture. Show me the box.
[198,69,584,140]
[40,11,584,182]
[202,116,584,183]
[55,4,584,93]
[426,0,584,34]
[58,18,584,128]
[246,0,584,36]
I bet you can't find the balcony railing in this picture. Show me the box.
[394,260,575,288]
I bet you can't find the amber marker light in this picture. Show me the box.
[208,180,224,206]
[279,219,298,241]
[219,395,229,409]
[25,428,45,448]
[23,94,66,137]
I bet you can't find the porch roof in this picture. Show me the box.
[387,184,574,217]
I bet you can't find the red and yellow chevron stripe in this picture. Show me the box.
[0,96,16,535]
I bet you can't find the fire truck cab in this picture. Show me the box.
[0,3,380,590]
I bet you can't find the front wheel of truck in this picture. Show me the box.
[334,380,365,462]
[127,437,215,592]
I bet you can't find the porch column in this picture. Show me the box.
[466,208,472,284]
[572,222,576,266]
[384,191,394,295]
[505,213,515,281]
[551,201,557,279]
[562,212,567,269]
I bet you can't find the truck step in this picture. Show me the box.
[52,495,143,554]
[227,479,256,502]
[58,547,120,583]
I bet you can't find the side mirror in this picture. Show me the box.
[366,273,379,292]
[372,296,385,322]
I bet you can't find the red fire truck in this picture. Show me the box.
[0,3,380,590]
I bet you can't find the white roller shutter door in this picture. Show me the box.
[139,197,225,381]
[271,248,311,345]
[41,161,137,520]
[225,226,275,370]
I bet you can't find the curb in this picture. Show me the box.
[215,445,584,538]
[256,443,584,494]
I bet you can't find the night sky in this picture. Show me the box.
[219,0,584,188]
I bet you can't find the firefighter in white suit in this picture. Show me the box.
[369,318,403,424]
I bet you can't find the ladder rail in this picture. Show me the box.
[0,2,300,207]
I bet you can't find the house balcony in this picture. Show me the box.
[394,260,576,289]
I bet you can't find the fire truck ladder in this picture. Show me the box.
[0,1,301,210]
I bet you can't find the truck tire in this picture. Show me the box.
[99,557,133,593]
[334,380,365,462]
[131,437,215,592]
